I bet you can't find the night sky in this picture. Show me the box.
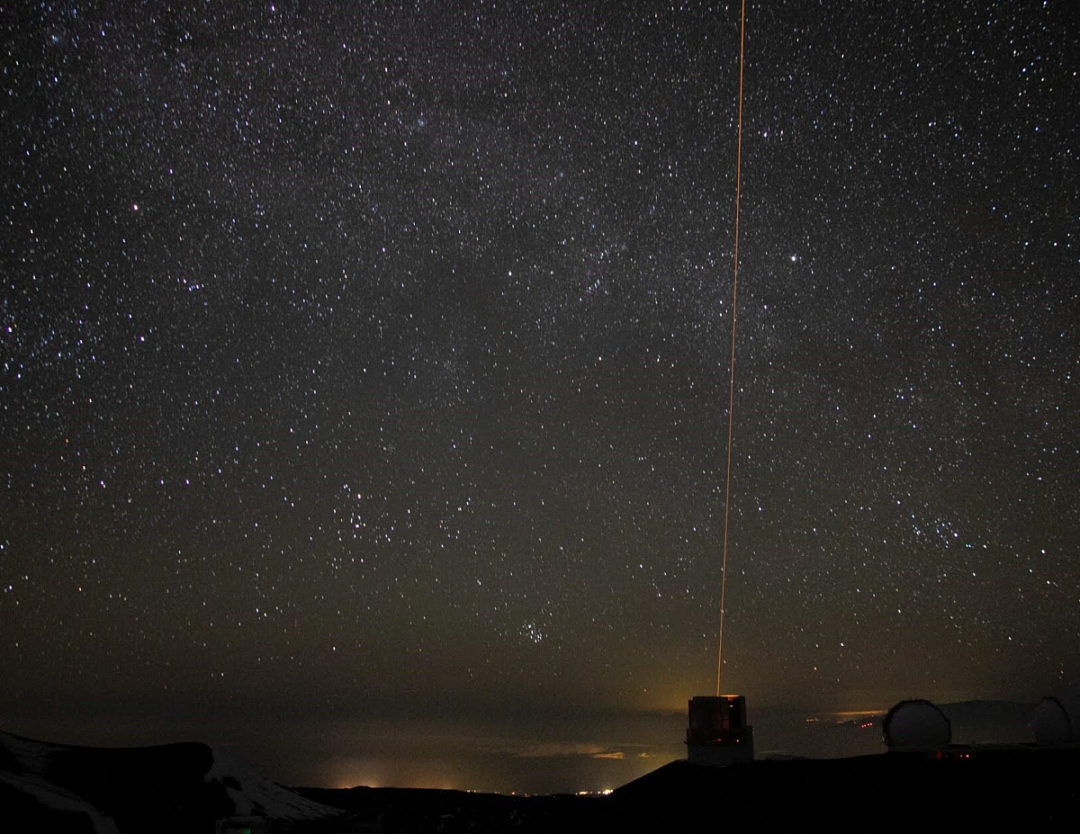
[2,0,1077,794]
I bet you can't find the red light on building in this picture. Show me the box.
[686,695,755,766]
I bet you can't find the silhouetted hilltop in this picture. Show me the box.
[0,730,337,833]
[612,749,1080,829]
[3,727,1078,832]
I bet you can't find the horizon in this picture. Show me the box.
[2,694,1049,794]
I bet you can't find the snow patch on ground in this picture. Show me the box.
[1,729,337,828]
[1,729,66,775]
[0,732,121,834]
[207,749,339,821]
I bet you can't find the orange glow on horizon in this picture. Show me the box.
[831,709,887,717]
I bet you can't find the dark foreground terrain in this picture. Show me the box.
[3,730,1078,832]
[298,748,1080,832]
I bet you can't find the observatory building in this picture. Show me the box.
[882,699,951,752]
[1033,693,1080,745]
[686,695,754,766]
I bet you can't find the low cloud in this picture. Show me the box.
[516,743,632,760]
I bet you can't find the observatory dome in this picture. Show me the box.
[1033,693,1080,745]
[882,699,951,752]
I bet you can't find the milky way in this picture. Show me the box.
[2,0,1076,792]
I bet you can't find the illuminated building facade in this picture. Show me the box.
[686,695,755,766]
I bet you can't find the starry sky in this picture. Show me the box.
[2,0,1077,794]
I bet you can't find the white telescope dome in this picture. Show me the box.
[1033,693,1080,745]
[882,700,951,751]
